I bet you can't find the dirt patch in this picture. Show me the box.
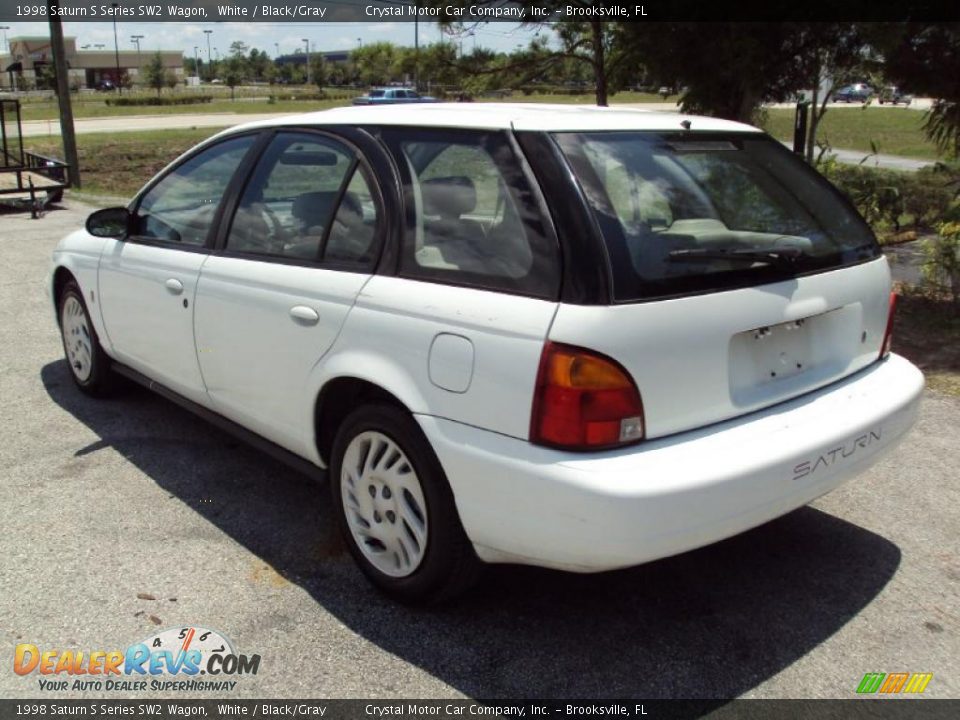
[892,289,960,396]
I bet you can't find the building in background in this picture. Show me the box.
[275,49,350,69]
[1,37,183,90]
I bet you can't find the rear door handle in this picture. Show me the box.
[289,305,320,325]
[164,278,184,295]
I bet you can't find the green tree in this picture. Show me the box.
[428,1,629,105]
[142,51,166,97]
[247,48,270,81]
[263,61,278,86]
[620,23,828,123]
[878,23,960,158]
[350,42,399,87]
[309,53,328,92]
[34,63,57,92]
[221,56,246,100]
[327,60,355,87]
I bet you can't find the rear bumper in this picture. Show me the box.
[416,354,924,572]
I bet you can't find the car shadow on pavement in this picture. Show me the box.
[42,360,901,700]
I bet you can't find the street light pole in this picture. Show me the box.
[303,38,309,86]
[130,34,143,83]
[193,46,199,80]
[0,25,14,92]
[111,3,121,94]
[204,29,212,81]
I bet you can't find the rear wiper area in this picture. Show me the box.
[667,247,805,269]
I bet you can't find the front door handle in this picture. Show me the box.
[164,278,184,295]
[289,305,320,325]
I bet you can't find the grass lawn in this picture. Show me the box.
[761,107,942,160]
[19,89,673,122]
[19,97,352,122]
[26,128,222,199]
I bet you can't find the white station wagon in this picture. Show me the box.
[51,104,924,603]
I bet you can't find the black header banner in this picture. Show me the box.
[5,700,960,719]
[0,0,958,23]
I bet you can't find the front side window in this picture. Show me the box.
[381,128,559,298]
[555,132,880,301]
[226,132,380,266]
[134,135,256,246]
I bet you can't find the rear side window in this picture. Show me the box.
[381,128,559,299]
[555,132,880,301]
[226,132,380,267]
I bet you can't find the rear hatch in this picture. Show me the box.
[549,131,891,439]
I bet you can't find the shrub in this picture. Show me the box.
[105,96,214,107]
[922,222,960,304]
[818,159,958,236]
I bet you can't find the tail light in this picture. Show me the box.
[530,342,645,451]
[879,292,897,360]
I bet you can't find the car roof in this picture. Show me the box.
[217,103,761,136]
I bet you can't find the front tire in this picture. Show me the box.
[330,404,481,604]
[58,281,113,395]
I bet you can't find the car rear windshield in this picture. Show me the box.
[553,131,880,301]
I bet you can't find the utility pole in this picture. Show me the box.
[413,5,419,91]
[111,3,121,94]
[47,0,80,188]
[193,46,199,80]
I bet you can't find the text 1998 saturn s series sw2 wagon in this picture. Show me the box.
[50,104,925,603]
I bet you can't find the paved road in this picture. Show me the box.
[20,112,284,138]
[1,200,957,700]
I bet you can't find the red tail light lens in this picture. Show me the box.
[530,342,645,450]
[880,292,897,360]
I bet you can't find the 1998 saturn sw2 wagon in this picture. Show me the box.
[50,104,924,603]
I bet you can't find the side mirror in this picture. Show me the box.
[86,207,130,238]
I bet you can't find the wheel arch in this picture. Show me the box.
[51,266,78,322]
[314,376,413,467]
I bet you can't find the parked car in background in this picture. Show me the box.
[352,88,438,105]
[878,86,913,106]
[50,104,924,604]
[834,84,874,103]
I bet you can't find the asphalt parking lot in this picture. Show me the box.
[1,199,957,700]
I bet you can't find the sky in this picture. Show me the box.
[0,20,546,59]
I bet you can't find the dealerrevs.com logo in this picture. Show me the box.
[13,626,261,692]
[856,672,933,695]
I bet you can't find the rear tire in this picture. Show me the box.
[58,281,113,396]
[330,404,481,604]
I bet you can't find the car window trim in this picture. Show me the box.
[376,125,562,301]
[317,156,361,263]
[212,127,388,273]
[515,131,612,305]
[124,130,269,252]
